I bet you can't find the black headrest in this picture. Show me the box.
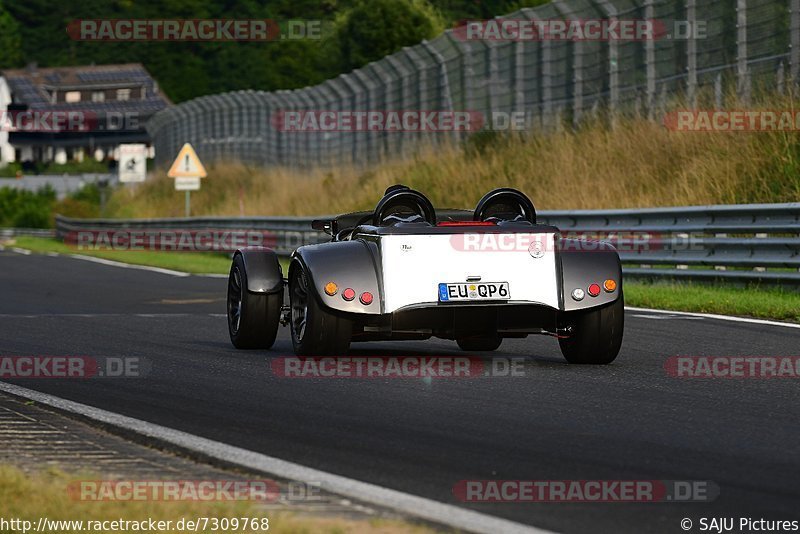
[374,186,437,226]
[474,188,536,223]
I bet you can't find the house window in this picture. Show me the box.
[92,91,105,102]
[65,91,81,103]
[116,89,131,101]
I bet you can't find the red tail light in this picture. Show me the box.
[342,288,356,301]
[360,292,374,305]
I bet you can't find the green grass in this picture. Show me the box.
[625,281,800,323]
[0,465,430,534]
[6,237,799,322]
[10,236,233,275]
[7,236,292,275]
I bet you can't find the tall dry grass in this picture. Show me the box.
[107,116,800,218]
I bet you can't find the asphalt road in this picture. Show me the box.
[2,249,800,533]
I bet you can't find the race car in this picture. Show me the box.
[226,186,624,364]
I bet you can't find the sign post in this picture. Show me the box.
[167,144,207,217]
[118,144,147,183]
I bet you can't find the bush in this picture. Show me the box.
[0,187,56,228]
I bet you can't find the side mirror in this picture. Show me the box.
[312,219,334,236]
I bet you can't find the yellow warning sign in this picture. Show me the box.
[167,143,207,178]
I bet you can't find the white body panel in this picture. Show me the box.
[379,233,559,313]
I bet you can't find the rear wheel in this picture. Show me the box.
[558,296,624,364]
[289,263,351,356]
[456,336,502,352]
[227,254,282,349]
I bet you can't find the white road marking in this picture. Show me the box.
[626,306,800,330]
[630,314,703,321]
[11,247,31,255]
[69,255,192,277]
[0,382,551,534]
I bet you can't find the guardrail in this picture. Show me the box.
[1,227,56,239]
[54,202,800,285]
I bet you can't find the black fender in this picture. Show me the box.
[558,239,623,312]
[291,240,382,315]
[234,247,283,294]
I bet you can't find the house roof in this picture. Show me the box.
[1,63,171,114]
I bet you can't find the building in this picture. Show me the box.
[0,63,170,167]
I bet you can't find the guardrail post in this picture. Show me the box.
[644,0,656,118]
[553,1,583,127]
[791,0,800,89]
[736,0,750,104]
[422,40,457,145]
[686,0,698,108]
[366,62,393,162]
[514,39,526,122]
[593,0,619,126]
[402,46,429,151]
[384,55,411,157]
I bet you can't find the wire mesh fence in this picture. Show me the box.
[147,0,800,169]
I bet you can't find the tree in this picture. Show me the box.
[0,0,22,67]
[336,0,444,72]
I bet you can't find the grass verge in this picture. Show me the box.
[0,465,430,534]
[5,236,293,275]
[5,237,799,322]
[8,236,233,275]
[624,281,800,323]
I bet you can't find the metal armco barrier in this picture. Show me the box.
[1,228,56,239]
[55,202,800,284]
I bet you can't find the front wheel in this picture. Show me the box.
[227,254,282,349]
[558,296,624,364]
[289,263,351,356]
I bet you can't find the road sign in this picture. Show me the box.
[174,177,201,191]
[118,144,147,183]
[168,143,207,178]
[168,144,206,217]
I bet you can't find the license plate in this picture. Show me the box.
[438,282,510,302]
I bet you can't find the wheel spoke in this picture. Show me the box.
[228,267,243,334]
[290,269,309,342]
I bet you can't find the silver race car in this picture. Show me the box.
[227,186,624,363]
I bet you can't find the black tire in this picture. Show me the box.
[456,337,502,351]
[227,254,282,349]
[289,263,352,356]
[558,296,624,364]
